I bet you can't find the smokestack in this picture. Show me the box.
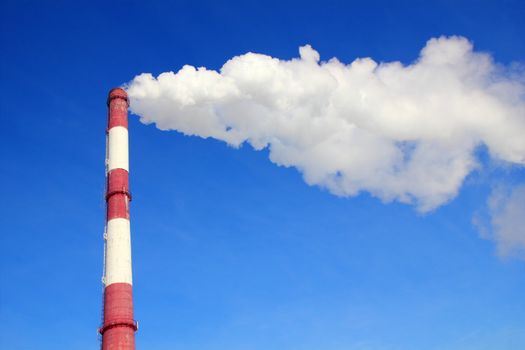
[99,88,137,349]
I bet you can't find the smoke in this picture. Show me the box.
[126,36,525,212]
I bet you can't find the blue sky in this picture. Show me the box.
[1,1,524,349]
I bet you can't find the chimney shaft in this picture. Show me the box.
[99,88,137,349]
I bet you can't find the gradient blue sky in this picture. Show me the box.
[1,1,524,349]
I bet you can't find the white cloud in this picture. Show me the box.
[475,184,525,259]
[126,36,525,211]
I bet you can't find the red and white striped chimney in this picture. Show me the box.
[99,88,137,349]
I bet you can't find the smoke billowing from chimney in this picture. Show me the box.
[126,36,525,212]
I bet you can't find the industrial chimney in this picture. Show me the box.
[99,88,137,349]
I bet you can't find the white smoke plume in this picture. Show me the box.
[126,36,525,212]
